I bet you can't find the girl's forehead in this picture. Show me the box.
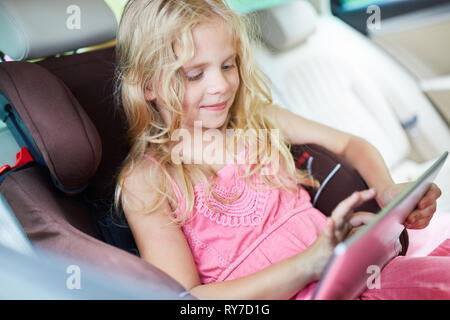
[175,16,237,59]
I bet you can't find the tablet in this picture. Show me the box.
[313,151,448,300]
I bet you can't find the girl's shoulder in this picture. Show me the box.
[121,153,172,215]
[125,153,163,188]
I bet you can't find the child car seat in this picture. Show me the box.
[0,0,190,298]
[0,0,408,295]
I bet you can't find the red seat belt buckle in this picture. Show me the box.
[13,147,34,168]
[0,147,35,176]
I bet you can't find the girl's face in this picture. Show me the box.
[180,17,240,130]
[150,17,240,131]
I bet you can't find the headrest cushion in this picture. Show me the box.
[0,0,117,60]
[0,61,102,192]
[256,0,318,51]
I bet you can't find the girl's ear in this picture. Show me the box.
[144,88,156,101]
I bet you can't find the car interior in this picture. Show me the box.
[0,0,449,298]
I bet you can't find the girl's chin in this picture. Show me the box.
[200,120,227,130]
[181,106,230,129]
[188,112,228,129]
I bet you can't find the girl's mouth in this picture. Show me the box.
[200,101,227,111]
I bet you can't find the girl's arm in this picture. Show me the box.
[265,105,441,229]
[190,248,319,300]
[341,136,395,198]
[265,105,395,195]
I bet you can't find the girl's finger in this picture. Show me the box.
[418,184,442,209]
[406,203,436,225]
[346,225,364,238]
[349,211,376,228]
[333,189,377,224]
[405,215,431,229]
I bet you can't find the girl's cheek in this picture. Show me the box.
[181,89,193,110]
[231,71,240,91]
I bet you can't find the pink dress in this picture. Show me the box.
[144,152,450,300]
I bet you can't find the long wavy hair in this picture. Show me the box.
[113,0,319,224]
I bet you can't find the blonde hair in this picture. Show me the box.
[113,0,319,223]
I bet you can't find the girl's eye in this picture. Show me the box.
[186,72,203,81]
[222,64,235,71]
[185,63,235,81]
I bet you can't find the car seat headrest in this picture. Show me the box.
[0,0,117,61]
[256,0,318,52]
[0,61,102,194]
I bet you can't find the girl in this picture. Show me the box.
[113,0,448,299]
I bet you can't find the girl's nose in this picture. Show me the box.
[207,71,229,95]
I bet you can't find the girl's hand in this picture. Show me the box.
[377,182,442,229]
[307,189,377,280]
[347,211,377,238]
[330,188,377,241]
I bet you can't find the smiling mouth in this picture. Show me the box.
[200,101,227,111]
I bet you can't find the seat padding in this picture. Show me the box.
[0,61,102,193]
[37,47,129,203]
[0,165,189,295]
